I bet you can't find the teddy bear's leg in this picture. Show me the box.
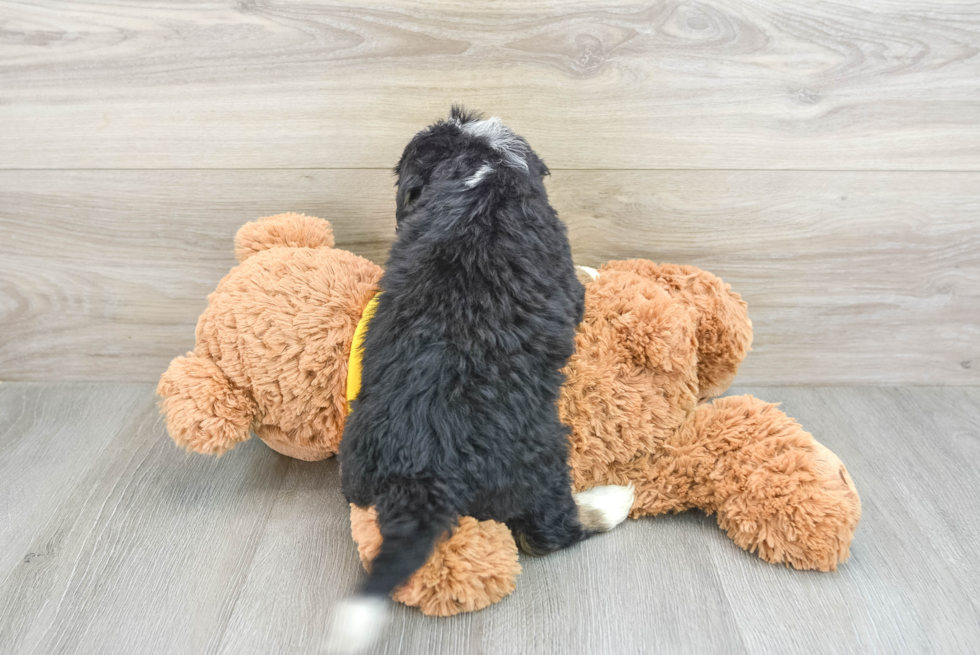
[157,353,257,456]
[349,505,522,617]
[597,260,753,401]
[629,395,861,571]
[252,423,338,461]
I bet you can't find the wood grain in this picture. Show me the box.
[0,383,147,576]
[0,169,397,382]
[1,169,977,384]
[1,383,978,654]
[713,386,980,655]
[0,383,297,654]
[1,0,979,170]
[558,170,980,385]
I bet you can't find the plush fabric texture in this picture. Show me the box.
[350,505,521,616]
[158,213,382,460]
[158,213,861,617]
[349,259,860,614]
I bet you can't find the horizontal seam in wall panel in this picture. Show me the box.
[2,168,980,174]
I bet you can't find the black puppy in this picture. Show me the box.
[327,108,633,652]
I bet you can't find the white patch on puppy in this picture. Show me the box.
[461,117,529,171]
[465,163,495,188]
[574,483,635,532]
[324,596,388,654]
[575,265,600,281]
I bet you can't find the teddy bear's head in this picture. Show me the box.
[158,214,383,460]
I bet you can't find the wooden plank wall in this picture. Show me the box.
[1,0,978,384]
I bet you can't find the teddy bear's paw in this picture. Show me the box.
[349,507,522,617]
[574,483,635,532]
[392,517,522,617]
[157,354,256,456]
[716,438,862,572]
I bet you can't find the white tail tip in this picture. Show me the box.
[325,596,388,654]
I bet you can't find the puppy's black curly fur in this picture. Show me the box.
[340,107,588,600]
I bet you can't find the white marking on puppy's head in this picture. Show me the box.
[465,163,495,188]
[461,116,529,172]
[324,596,388,654]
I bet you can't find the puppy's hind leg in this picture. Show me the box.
[508,485,587,556]
[508,479,633,556]
[573,483,635,532]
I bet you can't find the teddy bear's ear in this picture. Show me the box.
[234,213,335,263]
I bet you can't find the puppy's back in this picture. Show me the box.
[346,125,582,493]
[335,112,583,648]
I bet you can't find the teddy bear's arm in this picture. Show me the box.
[157,353,257,456]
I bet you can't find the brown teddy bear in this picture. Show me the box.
[158,213,861,617]
[158,213,382,460]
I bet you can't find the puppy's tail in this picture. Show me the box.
[362,477,457,597]
[326,477,456,653]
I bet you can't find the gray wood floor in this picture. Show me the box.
[0,383,978,654]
